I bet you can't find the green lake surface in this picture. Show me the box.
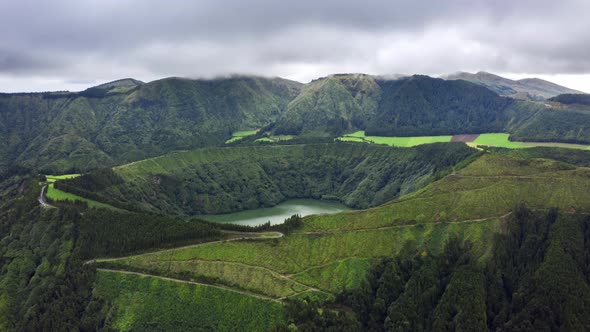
[201,199,350,226]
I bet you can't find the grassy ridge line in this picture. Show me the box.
[94,270,286,331]
[114,144,303,179]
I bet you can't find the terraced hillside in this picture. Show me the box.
[56,142,477,215]
[89,150,590,330]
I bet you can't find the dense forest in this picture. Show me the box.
[56,143,477,215]
[278,206,590,331]
[366,76,515,136]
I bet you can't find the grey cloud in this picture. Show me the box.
[1,0,590,91]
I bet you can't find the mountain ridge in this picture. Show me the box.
[443,71,582,100]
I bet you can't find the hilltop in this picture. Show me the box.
[444,71,582,100]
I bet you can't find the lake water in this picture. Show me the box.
[201,199,350,226]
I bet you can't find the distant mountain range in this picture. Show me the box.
[443,71,582,101]
[1,73,589,174]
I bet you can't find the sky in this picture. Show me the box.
[1,0,590,92]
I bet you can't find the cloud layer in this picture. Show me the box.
[2,0,590,91]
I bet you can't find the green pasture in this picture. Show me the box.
[225,129,259,144]
[46,183,120,210]
[338,131,452,147]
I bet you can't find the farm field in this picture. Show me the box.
[46,183,120,210]
[225,129,259,143]
[94,270,285,331]
[338,131,452,147]
[338,131,590,150]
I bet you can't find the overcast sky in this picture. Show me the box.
[1,0,590,92]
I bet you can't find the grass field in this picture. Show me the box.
[338,131,590,150]
[338,131,452,147]
[45,173,80,183]
[46,183,120,210]
[225,129,259,143]
[472,133,524,148]
[94,270,285,331]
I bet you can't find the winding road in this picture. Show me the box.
[38,185,55,208]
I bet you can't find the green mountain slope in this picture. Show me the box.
[0,76,301,173]
[56,142,477,215]
[366,75,515,136]
[270,74,590,143]
[271,74,381,136]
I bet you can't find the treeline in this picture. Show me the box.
[77,210,223,259]
[278,206,590,331]
[549,93,590,105]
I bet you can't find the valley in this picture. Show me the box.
[5,3,590,330]
[79,148,590,330]
[2,72,590,331]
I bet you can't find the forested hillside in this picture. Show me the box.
[2,73,589,176]
[282,207,590,331]
[270,74,590,143]
[548,93,590,106]
[56,143,477,215]
[0,168,245,330]
[270,74,381,136]
[366,76,515,136]
[0,76,301,173]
